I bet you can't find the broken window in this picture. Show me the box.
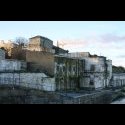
[73,67,76,72]
[69,65,71,72]
[56,65,60,72]
[90,65,95,71]
[90,80,94,85]
[63,66,66,72]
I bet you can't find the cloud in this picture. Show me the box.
[57,38,89,49]
[58,33,125,49]
[117,55,125,58]
[57,34,125,67]
[100,33,125,43]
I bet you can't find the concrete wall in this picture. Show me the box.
[106,60,112,86]
[0,73,55,91]
[112,73,125,87]
[66,52,90,58]
[106,60,112,79]
[83,57,106,72]
[0,59,27,71]
[81,73,105,89]
[66,53,108,89]
[83,57,111,89]
[64,52,112,89]
[67,90,113,104]
[55,55,84,91]
[26,51,55,76]
[0,49,5,60]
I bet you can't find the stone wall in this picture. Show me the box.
[0,59,27,72]
[28,36,54,53]
[111,73,125,87]
[26,51,55,76]
[55,55,84,91]
[0,49,5,60]
[59,90,113,104]
[81,73,105,90]
[66,53,110,89]
[0,73,55,91]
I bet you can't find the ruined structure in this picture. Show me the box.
[0,48,55,91]
[0,73,55,91]
[26,50,55,76]
[27,36,68,54]
[27,36,55,53]
[110,73,125,87]
[0,59,26,72]
[54,55,84,91]
[0,49,27,72]
[62,52,112,90]
[0,35,120,92]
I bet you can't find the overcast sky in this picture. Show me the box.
[0,21,125,67]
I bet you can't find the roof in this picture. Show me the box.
[90,54,106,59]
[29,35,53,42]
[53,45,69,51]
[54,54,84,60]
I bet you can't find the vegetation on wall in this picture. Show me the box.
[112,65,125,73]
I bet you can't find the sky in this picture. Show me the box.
[0,21,125,67]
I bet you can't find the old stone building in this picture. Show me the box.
[0,59,27,72]
[26,50,55,76]
[19,41,113,90]
[110,73,125,87]
[0,73,55,91]
[27,35,68,54]
[26,51,85,91]
[0,48,27,72]
[63,52,112,90]
[54,55,84,91]
[0,36,114,92]
[27,36,55,53]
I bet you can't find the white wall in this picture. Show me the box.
[0,49,5,60]
[0,73,56,91]
[112,73,125,87]
[0,60,26,71]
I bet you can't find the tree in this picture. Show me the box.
[15,37,28,47]
[112,65,125,73]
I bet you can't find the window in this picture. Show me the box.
[69,65,71,72]
[63,66,66,72]
[73,67,76,72]
[90,65,95,71]
[90,80,94,85]
[56,65,59,72]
